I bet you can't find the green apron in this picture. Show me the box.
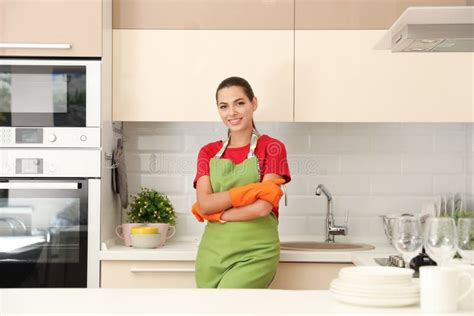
[195,132,280,288]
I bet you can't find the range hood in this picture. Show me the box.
[376,6,474,52]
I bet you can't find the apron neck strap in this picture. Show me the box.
[215,132,259,159]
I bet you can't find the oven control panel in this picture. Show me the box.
[0,127,100,148]
[0,149,100,177]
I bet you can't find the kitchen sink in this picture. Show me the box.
[280,241,375,252]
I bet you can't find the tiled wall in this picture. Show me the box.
[122,122,473,243]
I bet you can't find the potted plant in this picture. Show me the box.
[127,187,177,246]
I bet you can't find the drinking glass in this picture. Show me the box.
[456,218,474,265]
[425,217,457,266]
[392,215,424,268]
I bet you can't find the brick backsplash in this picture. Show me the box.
[122,122,473,243]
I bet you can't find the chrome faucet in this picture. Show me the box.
[315,184,348,242]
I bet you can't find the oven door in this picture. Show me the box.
[0,178,88,288]
[0,59,100,128]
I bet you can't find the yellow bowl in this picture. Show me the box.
[131,227,159,235]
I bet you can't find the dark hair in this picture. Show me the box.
[215,76,255,102]
[215,76,259,136]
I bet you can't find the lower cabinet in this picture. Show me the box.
[101,261,196,288]
[101,261,353,289]
[270,262,354,290]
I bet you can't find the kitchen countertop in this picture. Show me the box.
[0,288,471,315]
[100,238,396,264]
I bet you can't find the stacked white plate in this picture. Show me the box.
[330,266,419,307]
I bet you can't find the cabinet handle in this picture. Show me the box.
[130,268,195,273]
[0,43,72,49]
[0,182,81,190]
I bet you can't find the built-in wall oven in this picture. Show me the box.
[0,149,100,288]
[0,58,101,288]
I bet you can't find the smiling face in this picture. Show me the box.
[216,85,257,133]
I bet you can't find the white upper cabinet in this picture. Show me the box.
[0,0,102,57]
[112,0,294,122]
[293,0,472,122]
[113,30,294,122]
[112,0,472,122]
[294,30,473,122]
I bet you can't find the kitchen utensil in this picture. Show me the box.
[381,214,397,243]
[331,292,419,307]
[440,196,446,217]
[331,278,419,295]
[454,265,474,310]
[425,217,457,266]
[434,196,441,217]
[389,254,406,268]
[421,201,436,218]
[330,267,419,307]
[380,213,413,244]
[392,215,424,268]
[338,266,414,284]
[381,213,430,244]
[454,192,463,213]
[446,195,454,217]
[374,258,390,266]
[114,138,128,209]
[456,218,474,264]
[408,248,437,275]
[420,266,473,313]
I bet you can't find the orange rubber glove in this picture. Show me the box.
[255,179,285,208]
[191,202,225,223]
[229,178,285,208]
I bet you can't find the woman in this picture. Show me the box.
[193,76,291,288]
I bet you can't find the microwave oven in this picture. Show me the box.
[0,59,101,147]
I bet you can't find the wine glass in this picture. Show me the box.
[425,217,457,266]
[456,218,474,265]
[392,215,424,269]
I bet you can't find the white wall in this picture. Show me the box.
[121,122,473,244]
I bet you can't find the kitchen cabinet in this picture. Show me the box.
[295,30,473,122]
[270,262,354,290]
[113,30,294,122]
[112,1,472,122]
[101,261,196,288]
[101,260,352,289]
[113,0,294,30]
[295,0,467,30]
[0,0,102,57]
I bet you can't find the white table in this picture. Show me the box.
[0,288,471,315]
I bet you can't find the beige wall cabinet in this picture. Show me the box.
[0,0,102,57]
[112,0,472,122]
[113,30,294,122]
[295,30,473,122]
[294,0,468,30]
[101,260,352,289]
[113,0,294,30]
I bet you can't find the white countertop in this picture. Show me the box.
[100,239,396,264]
[0,288,471,315]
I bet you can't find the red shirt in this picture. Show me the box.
[193,134,291,218]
